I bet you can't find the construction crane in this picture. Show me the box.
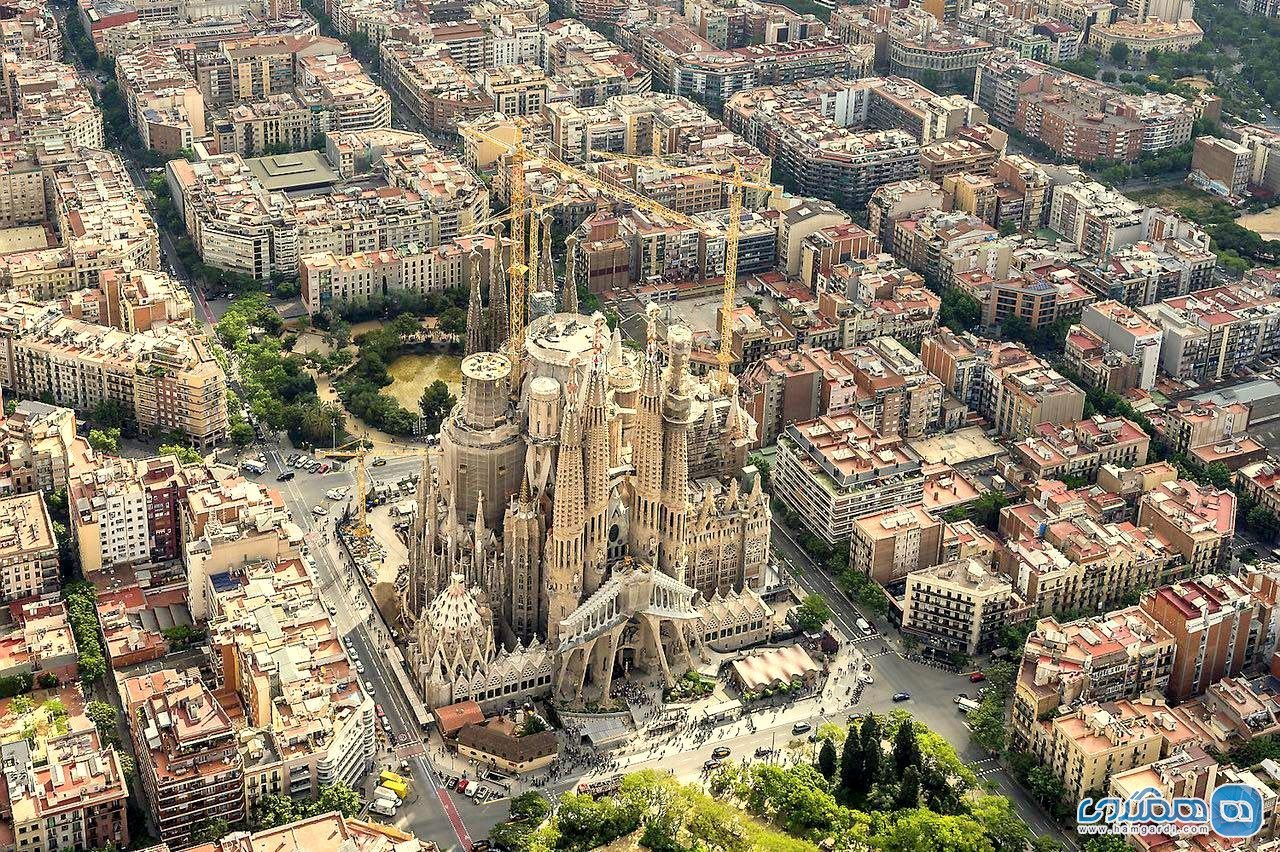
[457,122,778,376]
[590,152,776,391]
[319,438,429,538]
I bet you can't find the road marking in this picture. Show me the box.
[437,789,473,850]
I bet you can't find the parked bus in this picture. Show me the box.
[956,698,981,714]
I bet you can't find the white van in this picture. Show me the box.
[855,618,871,633]
[368,801,396,817]
[241,460,266,475]
[956,698,981,714]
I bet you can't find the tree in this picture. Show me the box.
[839,724,864,797]
[520,714,550,736]
[1110,41,1130,65]
[794,594,831,632]
[872,809,995,852]
[998,220,1018,237]
[191,819,230,844]
[1000,315,1032,345]
[895,765,920,809]
[86,700,117,735]
[969,794,1030,851]
[892,719,921,772]
[1203,461,1233,489]
[251,794,297,830]
[10,695,33,716]
[509,790,551,824]
[940,288,982,332]
[88,428,120,456]
[92,399,129,428]
[159,443,203,464]
[438,306,467,336]
[1100,69,1117,82]
[817,739,838,781]
[310,782,361,818]
[418,380,456,435]
[859,713,882,792]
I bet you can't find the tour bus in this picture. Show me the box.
[241,459,267,475]
[956,698,981,714]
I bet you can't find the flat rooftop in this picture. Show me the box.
[909,426,1004,465]
[246,151,339,192]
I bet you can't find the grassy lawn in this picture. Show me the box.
[1127,185,1220,217]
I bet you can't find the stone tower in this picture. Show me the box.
[563,235,579,314]
[628,307,664,564]
[581,340,611,597]
[543,378,585,646]
[504,483,544,644]
[488,223,509,351]
[659,325,694,583]
[465,251,485,356]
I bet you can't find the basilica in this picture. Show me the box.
[402,274,773,710]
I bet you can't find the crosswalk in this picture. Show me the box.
[970,757,1001,777]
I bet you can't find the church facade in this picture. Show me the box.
[403,291,773,710]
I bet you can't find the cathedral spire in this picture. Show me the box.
[581,349,611,596]
[465,250,486,356]
[488,224,509,351]
[628,303,665,564]
[659,325,694,583]
[563,234,579,314]
[544,379,585,646]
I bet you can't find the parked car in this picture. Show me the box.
[376,704,385,718]
[312,505,328,516]
[791,722,812,735]
[447,776,459,791]
[276,471,295,481]
[371,457,387,466]
[354,662,365,675]
[892,692,912,702]
[858,673,874,685]
[318,463,330,474]
[703,759,722,771]
[969,672,987,683]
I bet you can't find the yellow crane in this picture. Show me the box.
[458,122,777,378]
[590,152,776,390]
[319,438,430,538]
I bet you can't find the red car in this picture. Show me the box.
[969,672,987,683]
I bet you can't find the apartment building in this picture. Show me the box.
[975,49,1197,160]
[122,668,247,847]
[100,14,318,59]
[1075,241,1216,312]
[213,93,325,157]
[1078,300,1162,390]
[1140,282,1280,382]
[1011,607,1175,747]
[992,363,1085,439]
[2,58,104,150]
[1010,415,1150,482]
[1238,460,1280,516]
[207,558,376,803]
[885,10,994,90]
[1161,400,1254,460]
[300,234,496,313]
[2,726,131,852]
[1192,136,1253,196]
[819,264,940,348]
[53,149,160,287]
[967,265,1095,330]
[0,1,60,62]
[740,349,824,449]
[725,81,923,209]
[773,413,925,543]
[194,35,341,106]
[0,491,57,604]
[295,52,390,131]
[1000,510,1170,617]
[891,208,996,285]
[114,46,207,154]
[806,338,943,438]
[1087,17,1203,58]
[380,40,492,135]
[1064,325,1141,394]
[902,558,1014,655]
[1139,574,1274,701]
[850,503,944,585]
[1030,699,1195,800]
[0,401,86,497]
[1137,479,1236,583]
[0,144,46,229]
[0,295,227,447]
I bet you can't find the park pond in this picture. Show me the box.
[381,353,463,411]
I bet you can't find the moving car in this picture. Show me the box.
[754,746,774,758]
[711,746,731,759]
[371,457,387,466]
[791,721,812,735]
[276,471,295,482]
[855,618,871,633]
[892,692,912,702]
[703,759,722,771]
[312,505,328,516]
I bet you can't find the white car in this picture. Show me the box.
[312,505,328,516]
[355,661,365,674]
[858,673,874,685]
[326,488,347,500]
